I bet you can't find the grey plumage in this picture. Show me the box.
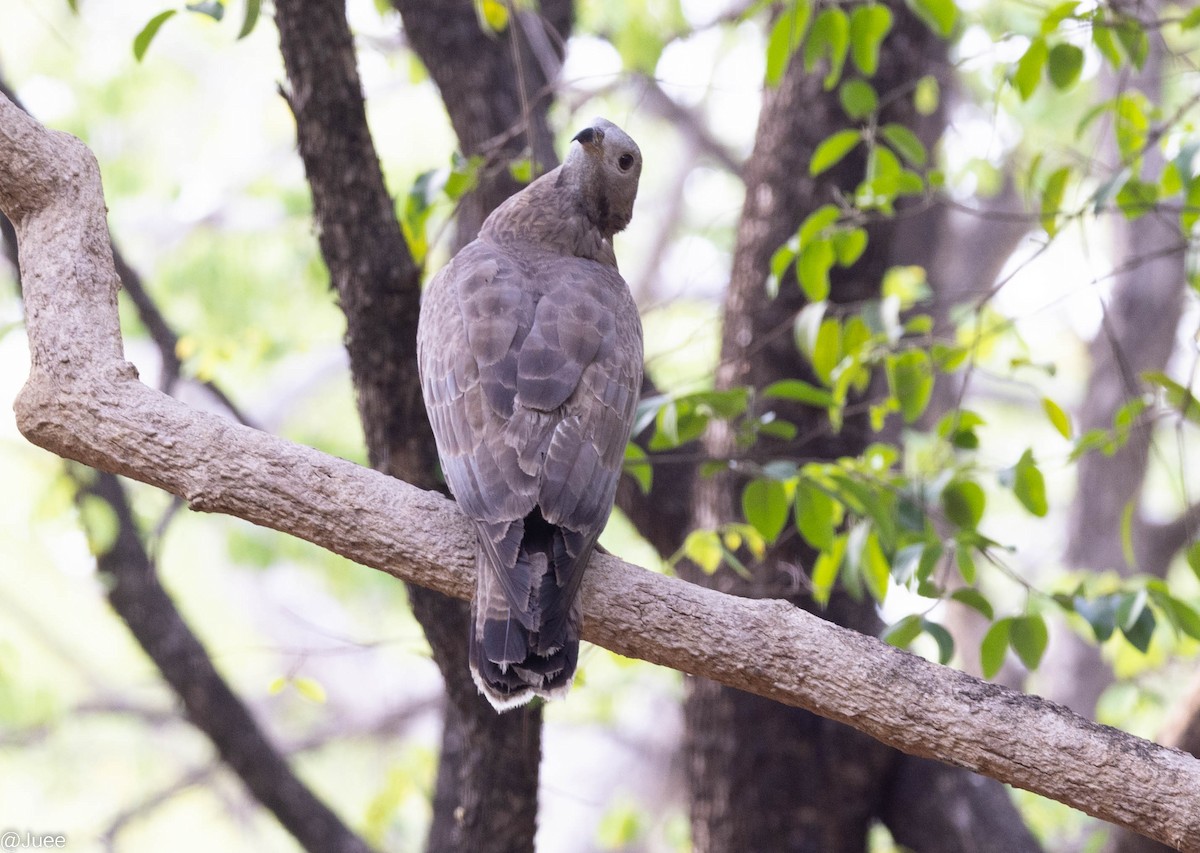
[417,118,644,711]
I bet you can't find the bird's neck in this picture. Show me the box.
[480,167,618,268]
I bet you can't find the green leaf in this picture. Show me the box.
[763,379,836,408]
[810,129,861,176]
[849,4,893,76]
[906,0,957,37]
[1144,371,1200,425]
[804,7,851,89]
[795,479,839,550]
[942,479,985,530]
[1009,449,1048,517]
[133,10,178,61]
[1040,166,1070,236]
[1091,19,1121,69]
[980,618,1012,679]
[951,588,994,620]
[811,534,846,605]
[1187,541,1200,582]
[883,614,923,649]
[917,540,943,584]
[811,317,842,384]
[1042,396,1073,438]
[913,74,940,115]
[892,543,924,583]
[623,443,652,494]
[186,1,224,20]
[1183,8,1200,30]
[797,204,841,247]
[1041,1,1079,34]
[1009,615,1049,670]
[1047,43,1084,89]
[767,242,796,298]
[293,675,328,704]
[476,0,510,32]
[832,227,868,266]
[793,301,826,362]
[839,79,878,120]
[886,350,933,423]
[937,409,984,449]
[1120,596,1156,652]
[742,478,791,544]
[238,0,261,38]
[1115,178,1158,219]
[955,542,976,584]
[1163,596,1200,641]
[880,123,927,167]
[1115,19,1148,69]
[682,529,724,574]
[861,529,890,603]
[1074,593,1119,642]
[797,239,835,301]
[1114,93,1150,160]
[1014,37,1049,101]
[922,619,955,664]
[765,0,813,86]
[508,157,534,184]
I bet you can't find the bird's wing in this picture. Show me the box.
[417,244,538,526]
[519,260,644,627]
[419,246,642,640]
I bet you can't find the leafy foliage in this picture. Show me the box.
[635,0,1200,704]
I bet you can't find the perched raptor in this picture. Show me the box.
[417,118,644,710]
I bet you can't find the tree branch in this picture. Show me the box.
[3,80,1200,853]
[78,468,372,853]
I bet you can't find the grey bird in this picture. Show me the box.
[417,118,644,710]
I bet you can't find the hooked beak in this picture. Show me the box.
[572,126,605,148]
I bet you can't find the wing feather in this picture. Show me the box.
[418,240,642,708]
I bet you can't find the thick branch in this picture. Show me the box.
[3,85,1200,853]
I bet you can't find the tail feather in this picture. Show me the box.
[470,508,587,711]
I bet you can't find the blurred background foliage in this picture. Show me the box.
[1,0,1200,851]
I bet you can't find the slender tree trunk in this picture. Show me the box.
[682,6,1041,850]
[273,2,563,849]
[1043,7,1190,719]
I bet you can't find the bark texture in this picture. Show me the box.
[272,1,542,849]
[4,90,1200,851]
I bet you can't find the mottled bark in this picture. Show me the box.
[273,1,541,850]
[682,6,1040,852]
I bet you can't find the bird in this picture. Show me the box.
[417,118,644,711]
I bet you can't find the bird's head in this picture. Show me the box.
[564,117,642,237]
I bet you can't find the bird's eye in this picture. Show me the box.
[617,153,635,171]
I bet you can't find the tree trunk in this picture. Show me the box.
[1043,5,1190,719]
[682,6,1041,851]
[273,1,562,849]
